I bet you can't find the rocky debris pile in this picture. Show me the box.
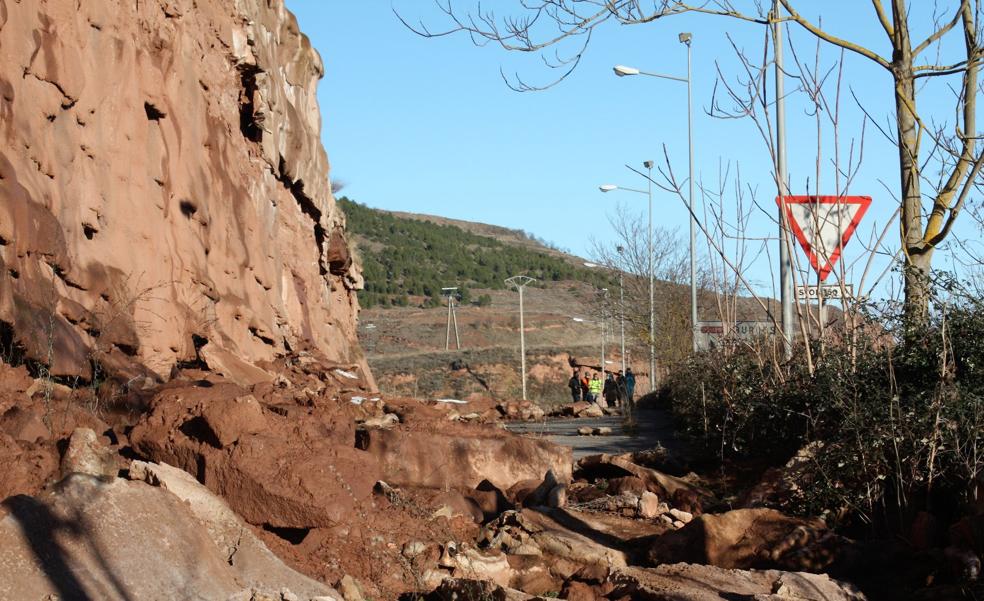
[0,338,586,600]
[398,462,866,601]
[417,562,868,601]
[495,400,547,422]
[548,401,614,419]
[565,453,705,525]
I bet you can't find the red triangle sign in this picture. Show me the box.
[776,195,872,282]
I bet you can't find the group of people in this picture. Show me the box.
[568,367,635,408]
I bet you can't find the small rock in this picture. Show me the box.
[420,569,450,590]
[402,541,428,558]
[577,427,594,436]
[578,404,604,418]
[511,543,542,556]
[336,575,364,601]
[638,491,660,519]
[361,413,399,429]
[593,427,613,436]
[660,514,675,526]
[673,520,685,529]
[61,428,118,479]
[575,563,610,584]
[280,589,300,601]
[438,542,458,569]
[547,484,567,508]
[669,508,694,524]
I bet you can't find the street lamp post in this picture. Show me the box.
[616,246,626,375]
[584,260,625,376]
[599,177,655,392]
[572,316,605,382]
[505,275,536,400]
[613,31,698,353]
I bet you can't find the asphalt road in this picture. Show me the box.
[505,408,683,459]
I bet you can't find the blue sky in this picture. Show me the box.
[284,1,979,300]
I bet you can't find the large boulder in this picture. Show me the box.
[128,460,336,598]
[645,508,842,571]
[363,426,572,492]
[0,472,341,600]
[609,564,866,600]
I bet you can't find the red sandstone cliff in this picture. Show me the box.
[0,0,370,386]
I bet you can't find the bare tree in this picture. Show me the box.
[399,1,984,326]
[589,205,695,365]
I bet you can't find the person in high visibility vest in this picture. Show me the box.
[588,373,603,404]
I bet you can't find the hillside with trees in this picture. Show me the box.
[339,197,610,308]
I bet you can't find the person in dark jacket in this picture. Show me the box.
[624,368,636,402]
[567,369,582,402]
[616,370,627,405]
[603,373,618,407]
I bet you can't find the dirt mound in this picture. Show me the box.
[130,380,379,529]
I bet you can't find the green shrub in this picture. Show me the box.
[664,278,984,530]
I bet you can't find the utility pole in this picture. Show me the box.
[505,276,535,400]
[619,279,625,373]
[682,32,698,353]
[442,287,461,350]
[644,160,656,391]
[600,288,609,378]
[774,0,794,359]
[364,323,377,354]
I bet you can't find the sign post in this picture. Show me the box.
[695,321,775,352]
[777,195,871,331]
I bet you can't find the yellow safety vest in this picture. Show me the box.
[588,379,603,394]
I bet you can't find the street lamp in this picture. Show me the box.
[612,32,698,353]
[599,163,656,392]
[505,275,536,400]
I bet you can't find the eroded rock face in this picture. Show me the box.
[0,0,369,386]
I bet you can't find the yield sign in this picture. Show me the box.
[777,195,872,282]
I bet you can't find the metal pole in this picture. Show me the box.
[506,276,535,401]
[774,0,794,359]
[686,38,698,353]
[451,296,461,349]
[445,296,452,350]
[519,286,527,400]
[599,316,604,377]
[646,161,656,392]
[620,272,626,374]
